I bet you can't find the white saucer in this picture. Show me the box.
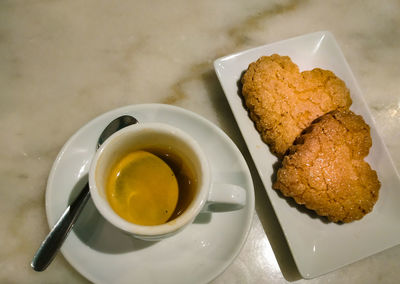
[46,104,255,284]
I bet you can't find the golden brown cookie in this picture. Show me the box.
[273,110,380,223]
[241,54,352,156]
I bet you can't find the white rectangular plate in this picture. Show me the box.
[214,31,400,279]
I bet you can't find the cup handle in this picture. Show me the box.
[202,183,247,212]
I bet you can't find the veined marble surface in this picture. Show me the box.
[1,0,399,283]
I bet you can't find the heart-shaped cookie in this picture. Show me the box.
[273,110,380,223]
[241,54,352,156]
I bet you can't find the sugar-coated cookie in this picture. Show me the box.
[241,54,352,156]
[273,110,380,223]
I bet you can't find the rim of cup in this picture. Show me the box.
[89,122,211,238]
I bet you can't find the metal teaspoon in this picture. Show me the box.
[31,115,138,272]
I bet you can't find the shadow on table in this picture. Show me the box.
[252,160,302,281]
[202,69,302,282]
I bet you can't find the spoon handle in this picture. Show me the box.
[31,183,91,271]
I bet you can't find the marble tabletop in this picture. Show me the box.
[1,0,400,283]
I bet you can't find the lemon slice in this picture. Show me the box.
[106,150,179,225]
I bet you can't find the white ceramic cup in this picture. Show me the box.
[89,122,246,241]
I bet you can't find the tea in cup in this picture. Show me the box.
[89,122,246,240]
